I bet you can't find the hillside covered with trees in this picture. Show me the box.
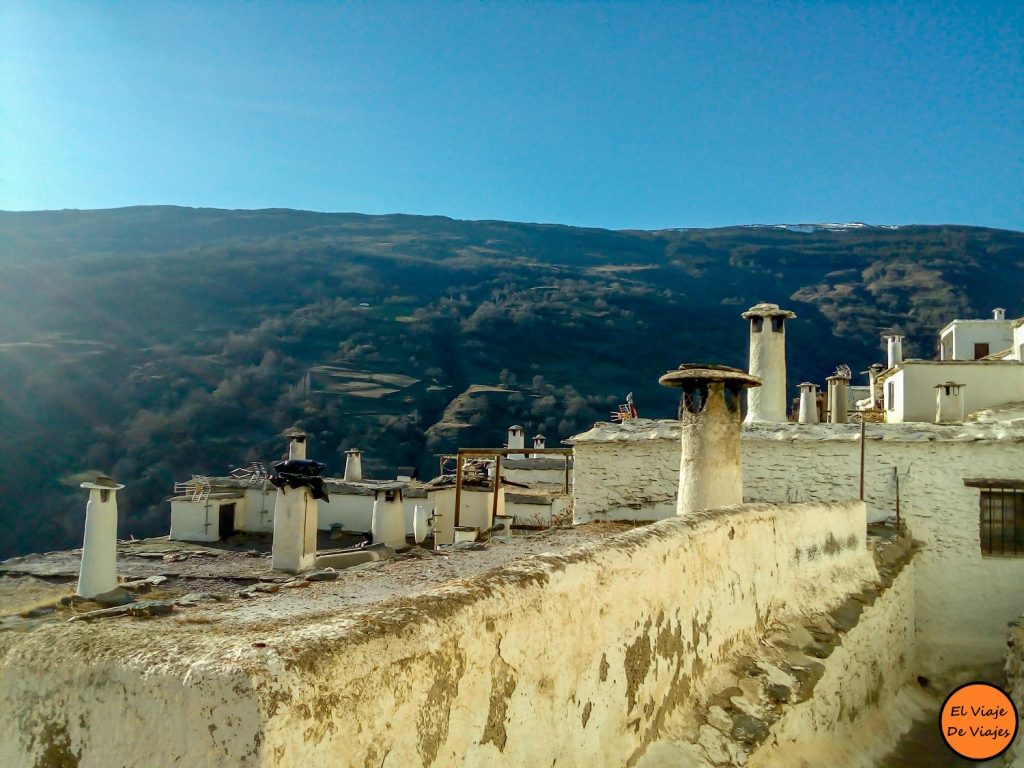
[1,206,1021,557]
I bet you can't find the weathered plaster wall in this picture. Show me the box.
[747,560,918,768]
[0,501,876,768]
[570,418,1024,686]
[570,421,680,523]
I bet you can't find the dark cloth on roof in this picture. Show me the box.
[270,459,330,502]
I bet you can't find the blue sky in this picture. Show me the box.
[1,1,1021,230]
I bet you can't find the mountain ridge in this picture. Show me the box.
[1,206,1021,557]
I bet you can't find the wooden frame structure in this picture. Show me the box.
[450,447,573,527]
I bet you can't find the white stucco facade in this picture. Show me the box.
[883,360,1024,423]
[939,317,1014,361]
[169,494,245,542]
[427,486,506,545]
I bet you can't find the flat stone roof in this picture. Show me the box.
[0,524,637,640]
[567,417,1024,444]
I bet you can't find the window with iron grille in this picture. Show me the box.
[979,489,1024,557]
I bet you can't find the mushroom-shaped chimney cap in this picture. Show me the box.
[883,333,905,340]
[934,381,965,389]
[509,424,524,431]
[798,381,818,389]
[659,364,761,389]
[284,428,307,442]
[345,447,361,455]
[81,475,125,491]
[742,302,796,320]
[869,362,886,371]
[533,434,545,440]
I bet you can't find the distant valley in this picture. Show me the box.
[0,206,1021,557]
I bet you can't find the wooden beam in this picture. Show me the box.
[457,447,572,458]
[453,455,464,528]
[491,454,502,525]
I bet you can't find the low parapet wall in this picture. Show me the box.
[570,418,1024,685]
[1,501,876,768]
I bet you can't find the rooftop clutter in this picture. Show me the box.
[269,458,330,502]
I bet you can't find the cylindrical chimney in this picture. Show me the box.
[994,308,1006,321]
[741,303,796,424]
[371,487,407,549]
[659,364,761,516]
[798,383,819,424]
[507,425,525,459]
[826,373,850,424]
[531,434,546,457]
[344,448,363,482]
[77,476,124,599]
[885,335,904,368]
[935,382,966,424]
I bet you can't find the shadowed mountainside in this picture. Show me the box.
[1,206,1021,557]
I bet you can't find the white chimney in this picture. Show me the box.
[77,476,124,599]
[286,430,307,460]
[885,334,904,368]
[344,448,363,482]
[798,382,819,424]
[531,434,546,457]
[507,425,525,459]
[935,381,966,424]
[371,487,406,549]
[660,364,761,516]
[741,303,796,424]
[994,308,1006,321]
[271,435,318,574]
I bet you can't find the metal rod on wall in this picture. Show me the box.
[859,417,866,501]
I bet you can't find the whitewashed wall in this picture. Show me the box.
[570,418,1024,685]
[428,487,505,545]
[239,488,275,532]
[886,361,1024,423]
[0,500,878,768]
[169,497,241,542]
[941,319,1014,361]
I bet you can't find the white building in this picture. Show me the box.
[881,308,1024,423]
[939,309,1013,360]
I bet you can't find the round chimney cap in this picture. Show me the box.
[345,448,362,455]
[742,302,796,320]
[659,364,761,389]
[509,425,524,431]
[284,427,307,441]
[798,381,818,388]
[934,381,965,388]
[81,475,124,491]
[533,434,545,440]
